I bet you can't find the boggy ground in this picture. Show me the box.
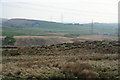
[2,41,120,80]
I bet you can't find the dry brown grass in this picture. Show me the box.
[2,41,119,79]
[61,62,99,78]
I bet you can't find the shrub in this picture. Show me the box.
[2,36,16,45]
[79,69,99,79]
[61,62,99,79]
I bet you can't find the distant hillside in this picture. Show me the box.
[0,18,8,27]
[83,23,118,30]
[2,18,118,36]
[0,18,8,24]
[2,18,87,30]
[2,18,92,36]
[2,18,57,28]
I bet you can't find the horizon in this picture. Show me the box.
[1,17,118,24]
[1,0,119,23]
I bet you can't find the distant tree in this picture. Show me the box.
[2,36,16,45]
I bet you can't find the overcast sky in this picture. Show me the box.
[0,0,119,23]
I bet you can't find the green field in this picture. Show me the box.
[1,19,118,37]
[2,24,118,37]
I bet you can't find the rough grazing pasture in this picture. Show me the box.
[2,41,120,80]
[0,35,118,46]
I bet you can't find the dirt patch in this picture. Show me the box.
[1,35,118,46]
[72,35,118,42]
[13,36,72,46]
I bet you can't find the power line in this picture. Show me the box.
[3,3,117,23]
[61,14,63,23]
[3,2,117,16]
[50,16,52,21]
[91,19,94,35]
[4,4,116,18]
[17,2,117,16]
